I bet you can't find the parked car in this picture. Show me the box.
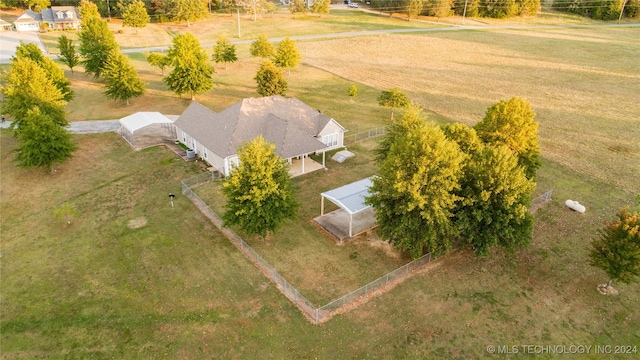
[348,2,359,7]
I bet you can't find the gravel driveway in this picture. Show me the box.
[0,31,46,64]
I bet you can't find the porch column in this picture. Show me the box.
[349,213,353,238]
[322,151,326,168]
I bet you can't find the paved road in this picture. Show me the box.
[1,120,121,133]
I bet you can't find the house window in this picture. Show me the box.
[322,133,338,147]
[182,133,186,143]
[203,147,208,159]
[57,12,63,19]
[66,11,73,19]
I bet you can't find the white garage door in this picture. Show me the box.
[17,23,39,31]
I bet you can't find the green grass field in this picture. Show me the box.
[191,141,410,305]
[1,10,640,359]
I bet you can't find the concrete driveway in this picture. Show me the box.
[0,31,46,64]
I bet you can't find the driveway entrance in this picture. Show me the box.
[0,31,46,64]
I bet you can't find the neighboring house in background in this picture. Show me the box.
[174,96,346,176]
[0,19,13,31]
[14,6,81,31]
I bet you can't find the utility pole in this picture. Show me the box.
[237,7,241,38]
[618,0,628,22]
[462,0,468,25]
[106,0,112,20]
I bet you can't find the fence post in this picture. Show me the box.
[315,308,319,323]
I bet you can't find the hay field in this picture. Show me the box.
[298,27,640,194]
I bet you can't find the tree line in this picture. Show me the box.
[550,0,640,20]
[367,0,541,19]
[368,0,638,20]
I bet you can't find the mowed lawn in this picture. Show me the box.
[192,141,411,305]
[2,19,640,358]
[298,27,640,194]
[1,132,639,358]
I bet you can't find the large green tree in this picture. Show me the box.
[444,123,535,257]
[367,106,465,258]
[58,35,80,74]
[14,41,73,101]
[13,107,77,172]
[102,50,147,105]
[78,15,119,78]
[122,0,150,33]
[455,144,534,257]
[427,0,453,20]
[24,0,49,11]
[164,33,214,100]
[78,0,101,21]
[222,136,299,238]
[273,37,301,74]
[289,0,307,17]
[378,88,410,120]
[167,0,208,26]
[212,36,238,69]
[590,207,640,290]
[250,34,275,58]
[255,60,287,96]
[311,0,330,17]
[405,0,424,20]
[0,57,67,132]
[474,97,541,180]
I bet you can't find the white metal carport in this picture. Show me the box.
[118,112,176,148]
[320,177,373,238]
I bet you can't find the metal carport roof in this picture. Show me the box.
[321,177,373,215]
[320,177,374,238]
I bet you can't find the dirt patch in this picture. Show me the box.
[355,232,402,259]
[127,217,148,229]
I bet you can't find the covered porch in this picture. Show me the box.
[288,152,326,178]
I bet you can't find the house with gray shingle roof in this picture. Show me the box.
[14,6,80,31]
[174,96,346,176]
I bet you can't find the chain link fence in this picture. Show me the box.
[181,173,436,324]
[530,190,553,211]
[344,125,388,145]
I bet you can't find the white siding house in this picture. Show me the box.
[174,96,346,176]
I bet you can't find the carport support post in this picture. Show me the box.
[321,196,325,216]
[302,155,305,174]
[349,213,353,238]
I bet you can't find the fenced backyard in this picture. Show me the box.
[182,173,436,324]
[344,125,387,145]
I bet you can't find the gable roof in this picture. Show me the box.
[15,10,42,23]
[41,6,80,22]
[175,96,337,159]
